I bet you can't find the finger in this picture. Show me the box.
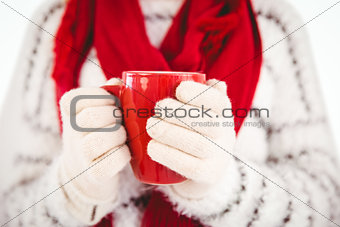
[146,117,218,159]
[206,79,227,94]
[175,81,231,113]
[75,105,122,129]
[88,144,131,182]
[60,87,117,117]
[81,126,127,162]
[105,78,123,86]
[154,98,225,138]
[148,140,221,183]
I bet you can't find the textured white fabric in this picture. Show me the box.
[139,0,185,48]
[157,158,240,217]
[58,79,131,225]
[146,80,236,198]
[1,0,340,226]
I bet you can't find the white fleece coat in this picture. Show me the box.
[0,0,339,226]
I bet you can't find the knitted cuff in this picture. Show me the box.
[156,158,241,219]
[58,163,118,225]
[42,158,85,227]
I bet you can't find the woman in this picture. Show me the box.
[0,0,339,226]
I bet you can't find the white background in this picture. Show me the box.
[0,0,339,152]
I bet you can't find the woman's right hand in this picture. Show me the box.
[58,78,130,224]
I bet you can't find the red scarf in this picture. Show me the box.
[52,0,262,226]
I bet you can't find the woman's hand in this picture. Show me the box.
[58,78,130,224]
[146,79,236,199]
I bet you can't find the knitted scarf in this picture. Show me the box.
[51,0,262,226]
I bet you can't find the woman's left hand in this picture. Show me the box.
[146,79,236,199]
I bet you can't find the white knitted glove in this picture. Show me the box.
[59,78,131,225]
[146,79,236,199]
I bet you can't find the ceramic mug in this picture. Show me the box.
[103,71,206,185]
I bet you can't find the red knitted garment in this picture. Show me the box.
[51,0,262,226]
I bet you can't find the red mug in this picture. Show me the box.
[103,71,206,185]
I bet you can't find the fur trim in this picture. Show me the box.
[156,158,240,219]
